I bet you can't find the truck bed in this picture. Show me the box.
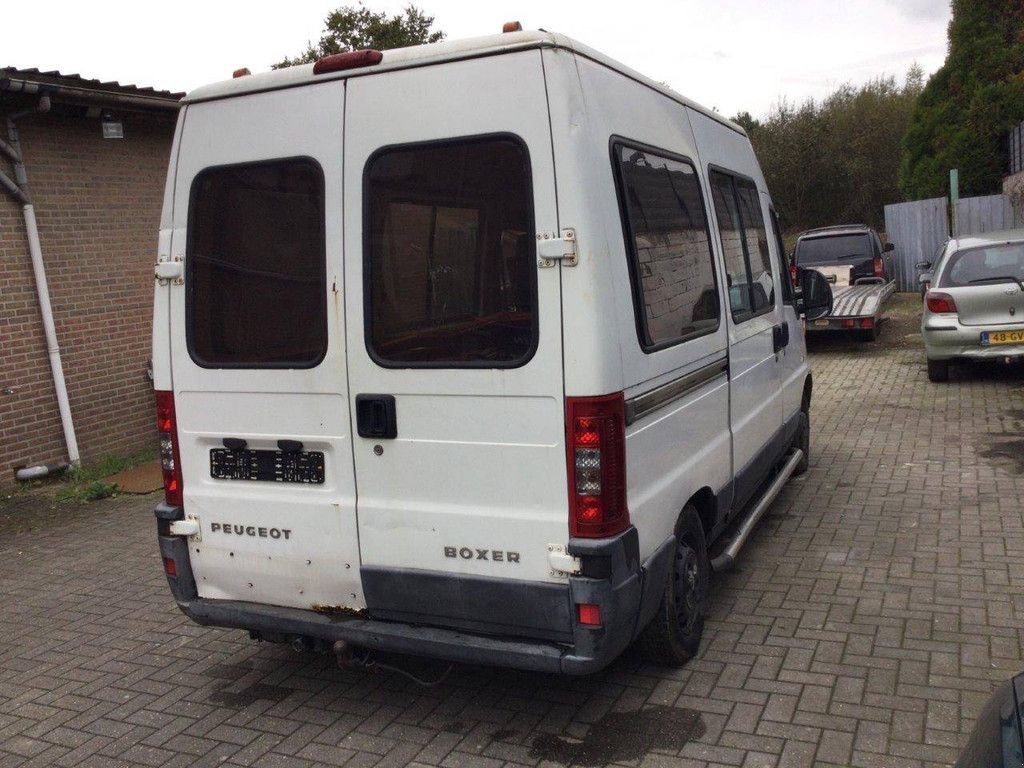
[807,280,896,334]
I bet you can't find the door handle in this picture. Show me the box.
[355,394,397,439]
[773,323,790,353]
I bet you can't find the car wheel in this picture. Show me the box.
[638,505,709,666]
[793,409,810,476]
[927,358,949,382]
[861,324,881,342]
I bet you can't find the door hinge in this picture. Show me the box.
[169,515,201,540]
[537,228,578,268]
[155,259,184,285]
[547,543,581,577]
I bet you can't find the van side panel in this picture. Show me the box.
[153,109,187,393]
[543,51,731,561]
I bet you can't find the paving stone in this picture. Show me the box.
[2,310,1023,768]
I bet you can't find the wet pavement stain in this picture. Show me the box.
[209,682,292,708]
[529,705,705,766]
[203,662,254,681]
[979,439,1024,475]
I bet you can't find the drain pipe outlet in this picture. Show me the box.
[15,463,70,482]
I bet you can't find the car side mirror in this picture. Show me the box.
[915,260,931,270]
[797,269,833,321]
[883,242,895,253]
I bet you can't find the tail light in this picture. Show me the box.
[790,263,798,288]
[155,390,183,506]
[566,393,628,538]
[873,257,884,278]
[926,291,957,314]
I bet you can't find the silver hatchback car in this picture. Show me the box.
[920,229,1024,382]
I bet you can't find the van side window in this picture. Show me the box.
[187,158,326,368]
[612,142,719,350]
[770,207,794,304]
[709,170,775,321]
[365,137,536,367]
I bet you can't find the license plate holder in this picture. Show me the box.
[210,448,325,484]
[981,330,1024,346]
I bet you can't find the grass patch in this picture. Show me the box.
[55,449,157,504]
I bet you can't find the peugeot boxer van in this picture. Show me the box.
[153,29,832,674]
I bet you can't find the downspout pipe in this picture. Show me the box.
[3,109,81,467]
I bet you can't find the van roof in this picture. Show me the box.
[184,29,745,136]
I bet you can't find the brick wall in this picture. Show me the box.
[0,110,176,484]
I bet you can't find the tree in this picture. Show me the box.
[738,67,924,233]
[899,0,1024,199]
[275,4,445,69]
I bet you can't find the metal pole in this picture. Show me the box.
[950,168,959,237]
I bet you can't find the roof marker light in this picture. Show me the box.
[232,68,251,78]
[313,49,384,75]
[503,21,523,33]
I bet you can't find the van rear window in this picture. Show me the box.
[187,159,326,368]
[365,137,536,367]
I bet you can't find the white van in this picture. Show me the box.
[153,29,832,674]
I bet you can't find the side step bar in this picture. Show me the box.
[710,449,804,572]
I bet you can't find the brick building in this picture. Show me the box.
[1,68,182,484]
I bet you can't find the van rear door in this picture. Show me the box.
[167,84,364,612]
[342,52,568,630]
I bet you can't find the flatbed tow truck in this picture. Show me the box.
[794,224,897,341]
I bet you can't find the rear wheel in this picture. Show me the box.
[927,358,949,382]
[638,505,709,666]
[860,323,881,342]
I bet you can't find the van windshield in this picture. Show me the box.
[795,234,871,265]
[365,137,536,367]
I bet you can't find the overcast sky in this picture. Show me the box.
[5,0,951,118]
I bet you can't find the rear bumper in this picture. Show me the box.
[922,319,1024,360]
[156,506,672,675]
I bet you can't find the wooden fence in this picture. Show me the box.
[955,194,1018,236]
[883,197,948,291]
[884,194,1022,291]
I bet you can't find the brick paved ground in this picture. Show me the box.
[2,297,1024,768]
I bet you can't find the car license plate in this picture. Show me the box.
[981,330,1024,345]
[814,319,830,327]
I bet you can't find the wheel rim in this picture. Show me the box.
[673,538,702,632]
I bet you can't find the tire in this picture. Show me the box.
[927,358,949,383]
[638,505,709,666]
[793,409,810,476]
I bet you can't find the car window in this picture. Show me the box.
[187,158,327,368]
[794,234,871,265]
[365,136,537,368]
[941,242,1024,287]
[612,142,720,350]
